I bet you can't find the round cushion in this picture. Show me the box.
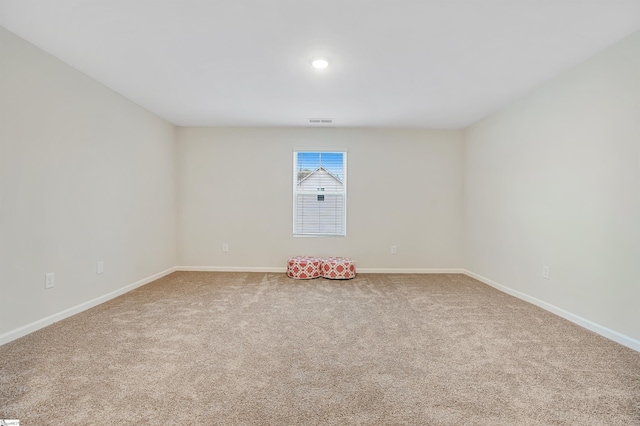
[287,256,321,279]
[320,257,356,280]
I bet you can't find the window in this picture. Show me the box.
[293,151,346,236]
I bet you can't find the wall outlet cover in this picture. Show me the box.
[45,272,55,289]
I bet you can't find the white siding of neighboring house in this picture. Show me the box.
[298,168,343,192]
[295,168,345,235]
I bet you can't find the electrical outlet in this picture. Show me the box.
[45,273,55,289]
[391,245,397,255]
[97,261,104,274]
[222,243,229,253]
[542,265,550,279]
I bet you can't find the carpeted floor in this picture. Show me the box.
[1,272,639,425]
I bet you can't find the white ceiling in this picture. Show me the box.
[2,1,640,129]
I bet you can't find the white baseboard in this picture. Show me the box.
[177,266,287,273]
[358,268,465,274]
[463,270,640,352]
[0,267,177,347]
[176,266,464,274]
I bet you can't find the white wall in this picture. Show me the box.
[177,127,464,270]
[463,31,640,343]
[0,28,178,340]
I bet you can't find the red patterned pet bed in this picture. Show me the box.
[320,257,356,280]
[287,256,321,279]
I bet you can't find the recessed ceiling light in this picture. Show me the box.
[311,58,329,69]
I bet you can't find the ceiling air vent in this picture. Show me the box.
[309,118,333,124]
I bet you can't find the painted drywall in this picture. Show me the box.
[177,127,464,270]
[463,30,640,342]
[0,28,178,338]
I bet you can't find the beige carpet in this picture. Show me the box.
[1,272,638,425]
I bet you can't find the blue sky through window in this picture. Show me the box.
[297,152,344,181]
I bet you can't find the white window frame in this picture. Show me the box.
[293,150,347,237]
